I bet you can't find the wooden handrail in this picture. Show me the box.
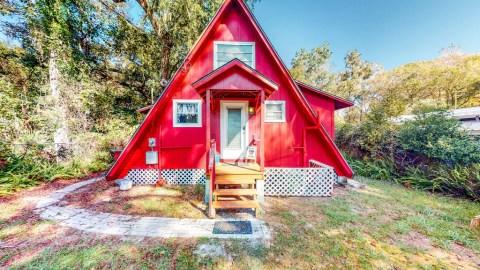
[309,159,334,169]
[208,139,216,218]
[208,140,215,170]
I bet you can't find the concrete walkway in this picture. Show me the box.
[34,177,271,239]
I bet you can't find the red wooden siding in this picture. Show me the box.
[301,90,336,139]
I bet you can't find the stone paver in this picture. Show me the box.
[34,177,271,240]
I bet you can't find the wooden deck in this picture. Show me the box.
[207,162,264,180]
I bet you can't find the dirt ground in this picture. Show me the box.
[61,180,208,219]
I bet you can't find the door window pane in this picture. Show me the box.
[227,109,242,148]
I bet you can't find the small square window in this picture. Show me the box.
[265,101,286,122]
[173,100,202,127]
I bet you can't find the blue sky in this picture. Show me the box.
[253,0,480,70]
[3,0,479,71]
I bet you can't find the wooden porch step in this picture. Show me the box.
[213,200,260,209]
[213,189,257,196]
[214,178,256,185]
[207,174,264,181]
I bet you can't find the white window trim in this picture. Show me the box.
[220,101,249,159]
[265,101,286,123]
[173,99,202,128]
[213,41,256,69]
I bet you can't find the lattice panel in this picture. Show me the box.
[125,169,160,185]
[264,168,334,197]
[125,169,206,185]
[162,169,206,185]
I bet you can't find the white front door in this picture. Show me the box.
[220,101,248,160]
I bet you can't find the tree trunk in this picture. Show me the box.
[49,50,69,161]
[49,50,61,102]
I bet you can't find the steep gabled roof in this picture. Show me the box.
[107,0,354,179]
[296,81,355,110]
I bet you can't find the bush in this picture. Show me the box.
[398,108,480,164]
[337,108,398,160]
[348,157,397,182]
[435,164,480,199]
[337,106,480,201]
[0,143,90,195]
[346,155,480,200]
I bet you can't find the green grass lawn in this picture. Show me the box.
[1,177,479,269]
[260,178,480,269]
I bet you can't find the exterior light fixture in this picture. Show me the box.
[248,106,255,115]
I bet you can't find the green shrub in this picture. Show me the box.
[337,107,398,160]
[398,108,480,164]
[338,106,480,201]
[398,166,440,191]
[0,143,87,195]
[434,164,480,199]
[348,157,397,181]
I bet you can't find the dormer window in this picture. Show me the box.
[214,41,255,69]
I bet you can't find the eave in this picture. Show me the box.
[296,81,355,110]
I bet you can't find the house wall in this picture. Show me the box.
[301,90,336,139]
[116,3,349,179]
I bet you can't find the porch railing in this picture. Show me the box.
[208,139,216,218]
[309,159,334,169]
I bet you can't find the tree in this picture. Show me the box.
[1,0,126,158]
[19,0,115,158]
[130,0,220,83]
[289,43,334,91]
[107,0,260,96]
[335,50,381,122]
[26,0,82,155]
[369,47,480,116]
[0,43,42,141]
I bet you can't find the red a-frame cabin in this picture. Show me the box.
[107,0,354,217]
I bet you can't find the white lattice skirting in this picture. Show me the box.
[125,169,206,185]
[163,169,206,185]
[125,167,334,197]
[264,168,335,197]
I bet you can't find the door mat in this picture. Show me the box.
[212,221,253,234]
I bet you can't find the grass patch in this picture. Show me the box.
[259,178,480,269]
[122,203,133,210]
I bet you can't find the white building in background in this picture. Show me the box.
[394,106,480,136]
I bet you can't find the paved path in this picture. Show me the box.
[34,177,271,239]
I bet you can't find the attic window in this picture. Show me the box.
[173,100,202,127]
[265,101,286,122]
[214,41,255,69]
